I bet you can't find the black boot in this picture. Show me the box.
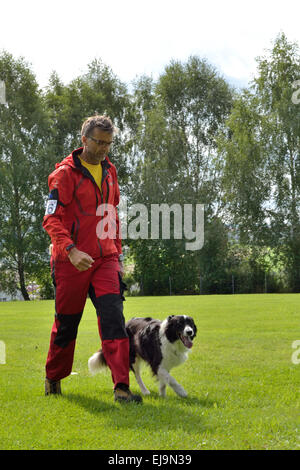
[114,383,142,403]
[45,378,62,395]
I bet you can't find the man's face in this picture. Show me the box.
[82,127,113,163]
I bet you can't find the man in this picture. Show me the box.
[43,115,142,403]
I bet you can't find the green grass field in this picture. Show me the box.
[0,294,299,450]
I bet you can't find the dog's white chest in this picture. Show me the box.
[160,336,188,371]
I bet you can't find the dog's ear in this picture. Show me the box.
[167,315,175,320]
[190,318,197,335]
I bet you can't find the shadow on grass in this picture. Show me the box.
[62,392,115,412]
[62,391,217,434]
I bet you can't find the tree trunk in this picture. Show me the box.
[17,255,30,301]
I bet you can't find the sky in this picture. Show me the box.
[0,0,300,91]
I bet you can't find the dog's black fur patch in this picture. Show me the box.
[127,317,163,375]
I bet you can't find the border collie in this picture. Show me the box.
[88,315,197,398]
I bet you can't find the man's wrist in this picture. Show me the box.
[66,244,76,255]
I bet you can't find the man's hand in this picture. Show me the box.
[68,247,94,271]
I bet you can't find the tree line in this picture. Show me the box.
[0,32,299,299]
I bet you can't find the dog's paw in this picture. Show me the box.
[176,385,188,398]
[159,384,166,397]
[141,389,151,396]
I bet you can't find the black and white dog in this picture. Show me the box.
[88,315,197,398]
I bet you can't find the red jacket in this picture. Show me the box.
[43,147,122,261]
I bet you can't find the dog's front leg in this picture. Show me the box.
[157,366,187,397]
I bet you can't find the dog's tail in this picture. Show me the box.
[88,350,107,375]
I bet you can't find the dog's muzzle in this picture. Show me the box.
[180,326,194,349]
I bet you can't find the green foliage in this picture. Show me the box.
[0,52,52,299]
[220,33,300,292]
[1,33,300,297]
[127,56,234,295]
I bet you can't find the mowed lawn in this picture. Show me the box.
[0,294,299,450]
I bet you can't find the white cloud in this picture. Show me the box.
[0,0,299,88]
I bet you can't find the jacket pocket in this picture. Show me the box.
[72,217,80,244]
[70,222,75,239]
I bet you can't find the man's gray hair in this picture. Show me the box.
[81,115,118,137]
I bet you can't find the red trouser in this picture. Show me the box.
[45,254,129,388]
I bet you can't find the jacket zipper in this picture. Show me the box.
[76,158,111,257]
